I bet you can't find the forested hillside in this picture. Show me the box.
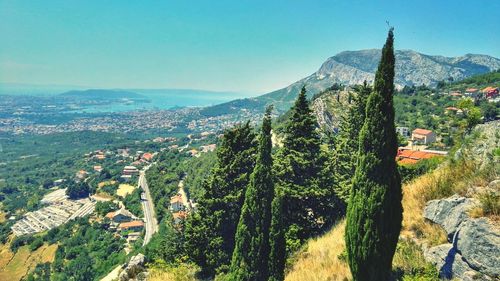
[143,30,499,281]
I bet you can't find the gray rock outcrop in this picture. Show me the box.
[424,243,483,281]
[119,253,146,281]
[456,218,500,278]
[422,193,499,280]
[423,194,477,240]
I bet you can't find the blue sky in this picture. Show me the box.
[1,0,499,95]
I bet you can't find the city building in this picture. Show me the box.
[396,127,410,138]
[105,208,136,223]
[118,220,144,232]
[411,128,436,144]
[170,194,184,212]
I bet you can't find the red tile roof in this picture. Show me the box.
[173,211,188,220]
[119,220,144,229]
[170,195,183,204]
[105,211,115,219]
[482,86,496,93]
[397,149,443,165]
[412,128,433,135]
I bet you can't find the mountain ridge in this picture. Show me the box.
[203,49,500,113]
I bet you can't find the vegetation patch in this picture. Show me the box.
[284,220,351,281]
[148,262,200,281]
[0,243,57,281]
[117,184,136,197]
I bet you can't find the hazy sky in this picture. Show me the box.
[1,0,499,95]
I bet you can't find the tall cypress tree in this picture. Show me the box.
[345,28,403,281]
[228,106,274,281]
[184,122,256,277]
[268,189,286,281]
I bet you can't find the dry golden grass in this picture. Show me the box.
[116,184,136,197]
[148,264,199,281]
[285,220,351,281]
[401,167,449,245]
[0,243,57,281]
[98,180,117,188]
[0,211,6,223]
[94,192,114,201]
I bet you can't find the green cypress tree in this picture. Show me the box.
[268,189,286,281]
[228,106,275,281]
[345,28,403,281]
[184,122,256,277]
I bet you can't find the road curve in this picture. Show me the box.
[139,166,158,246]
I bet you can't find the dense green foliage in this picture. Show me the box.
[267,191,286,281]
[182,152,217,201]
[228,107,274,281]
[184,123,256,277]
[66,180,93,199]
[146,219,185,263]
[262,87,345,281]
[25,217,127,281]
[346,28,403,280]
[94,201,119,216]
[123,188,143,217]
[398,157,444,183]
[332,82,371,201]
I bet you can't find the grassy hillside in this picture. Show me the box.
[0,240,57,281]
[284,121,499,280]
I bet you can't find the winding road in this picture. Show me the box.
[138,166,158,246]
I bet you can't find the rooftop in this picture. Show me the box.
[412,128,433,135]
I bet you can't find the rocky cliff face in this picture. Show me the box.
[257,50,500,111]
[422,121,500,281]
[315,50,500,88]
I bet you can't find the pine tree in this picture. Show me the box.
[332,82,371,202]
[184,122,256,277]
[345,28,403,281]
[272,86,342,279]
[228,106,275,281]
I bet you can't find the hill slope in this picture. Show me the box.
[285,121,500,280]
[206,50,500,113]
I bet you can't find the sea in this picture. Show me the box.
[0,85,254,113]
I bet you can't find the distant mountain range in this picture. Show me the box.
[206,49,500,113]
[59,89,147,100]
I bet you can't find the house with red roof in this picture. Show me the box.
[396,149,446,165]
[142,152,153,161]
[118,220,144,232]
[172,211,188,224]
[411,128,436,144]
[482,87,499,99]
[170,194,185,212]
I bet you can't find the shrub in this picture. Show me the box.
[392,239,439,281]
[479,191,500,217]
[29,237,44,251]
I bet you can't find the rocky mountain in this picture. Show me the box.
[205,50,500,113]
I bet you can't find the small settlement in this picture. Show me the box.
[11,188,96,236]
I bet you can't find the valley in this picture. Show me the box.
[1,48,499,281]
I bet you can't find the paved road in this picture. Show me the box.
[138,166,158,246]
